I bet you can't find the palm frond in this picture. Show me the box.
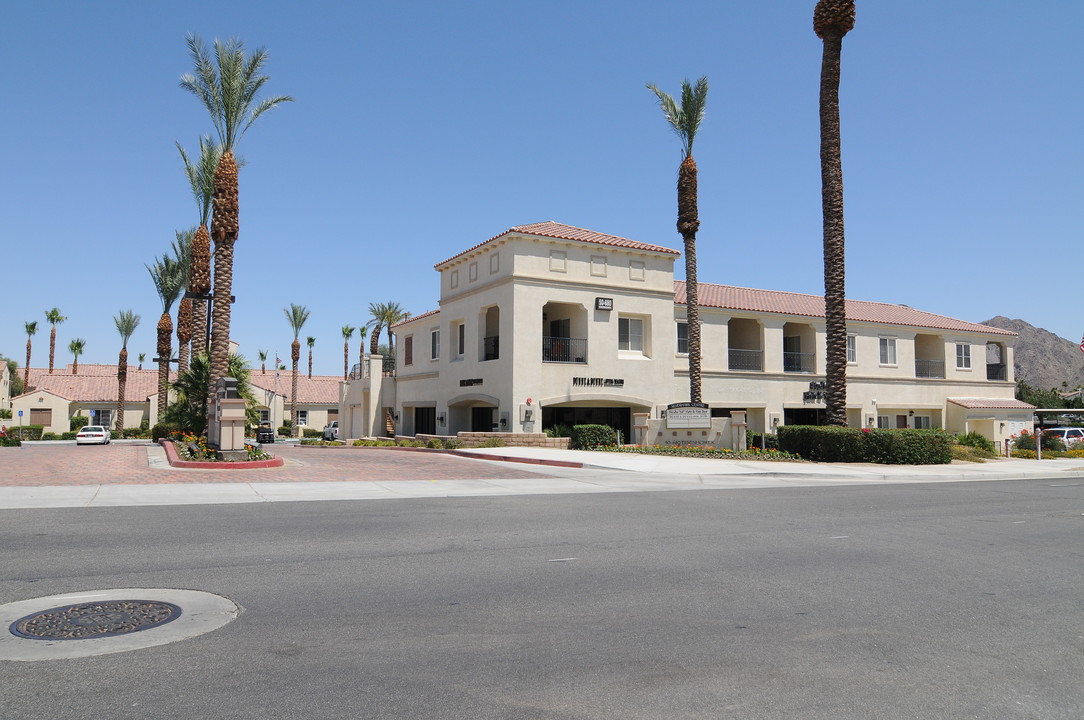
[113,310,141,347]
[25,320,38,336]
[146,253,186,313]
[283,303,311,338]
[647,76,709,158]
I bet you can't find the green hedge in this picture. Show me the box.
[8,424,46,441]
[777,425,953,465]
[152,423,179,442]
[571,424,618,449]
[70,415,89,432]
[0,434,20,447]
[302,428,323,438]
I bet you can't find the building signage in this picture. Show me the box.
[666,402,711,429]
[595,297,613,311]
[803,381,827,404]
[572,377,624,388]
[460,378,484,387]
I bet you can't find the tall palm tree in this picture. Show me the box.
[258,349,268,375]
[23,321,37,391]
[341,325,354,380]
[648,77,709,404]
[44,308,66,374]
[283,304,311,436]
[180,35,293,410]
[177,136,224,357]
[68,338,86,375]
[306,336,316,379]
[172,228,195,374]
[138,353,146,370]
[368,302,410,357]
[147,252,186,422]
[113,310,141,432]
[814,0,856,426]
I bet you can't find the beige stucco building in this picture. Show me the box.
[341,222,1032,450]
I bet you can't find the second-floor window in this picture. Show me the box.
[404,336,413,366]
[956,343,971,369]
[619,317,644,352]
[431,329,440,360]
[879,337,897,365]
[847,335,857,363]
[677,323,688,354]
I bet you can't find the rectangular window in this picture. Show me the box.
[847,335,857,363]
[296,410,308,426]
[879,337,897,365]
[457,323,465,356]
[90,409,112,428]
[431,329,440,360]
[877,415,889,429]
[619,317,644,352]
[913,416,932,429]
[258,409,270,424]
[677,323,689,354]
[404,336,413,366]
[956,343,971,369]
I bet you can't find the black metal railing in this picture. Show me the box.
[483,336,499,361]
[348,362,366,381]
[987,363,1007,381]
[542,336,587,363]
[783,352,815,373]
[728,348,763,371]
[915,359,946,378]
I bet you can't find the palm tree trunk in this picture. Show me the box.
[49,328,56,374]
[73,355,79,375]
[191,225,212,355]
[343,341,349,380]
[208,151,239,413]
[369,324,382,356]
[116,347,128,432]
[24,339,32,390]
[678,155,702,404]
[308,349,313,379]
[291,338,301,437]
[177,298,193,374]
[157,313,173,422]
[820,31,848,426]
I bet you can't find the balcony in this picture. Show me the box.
[728,348,763,371]
[783,352,815,373]
[915,359,946,378]
[987,363,1007,381]
[483,336,499,361]
[543,336,587,363]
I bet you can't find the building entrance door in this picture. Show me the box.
[471,407,495,432]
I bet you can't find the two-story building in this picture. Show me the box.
[340,222,1032,448]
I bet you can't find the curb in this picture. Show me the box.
[160,439,284,470]
[295,442,585,469]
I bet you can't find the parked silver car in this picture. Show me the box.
[1042,427,1084,447]
[323,420,339,441]
[75,425,111,445]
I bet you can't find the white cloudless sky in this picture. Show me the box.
[2,0,1081,376]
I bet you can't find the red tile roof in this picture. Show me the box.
[435,221,680,268]
[677,281,1016,336]
[21,366,164,402]
[249,373,341,405]
[392,308,440,330]
[948,398,1036,410]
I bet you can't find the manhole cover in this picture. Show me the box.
[10,600,182,640]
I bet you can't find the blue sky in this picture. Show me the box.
[2,1,1081,377]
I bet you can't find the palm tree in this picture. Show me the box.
[165,352,258,435]
[341,325,354,380]
[368,302,410,357]
[113,310,141,432]
[177,136,224,357]
[68,338,86,375]
[283,304,311,436]
[814,0,856,426]
[138,353,146,370]
[23,321,37,391]
[258,349,268,374]
[306,336,316,379]
[357,325,367,373]
[44,308,66,374]
[147,252,186,422]
[180,35,293,410]
[172,228,195,374]
[648,76,709,404]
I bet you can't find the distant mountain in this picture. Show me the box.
[981,317,1084,390]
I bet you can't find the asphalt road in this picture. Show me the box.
[2,479,1083,719]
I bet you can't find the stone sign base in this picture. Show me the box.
[634,411,747,451]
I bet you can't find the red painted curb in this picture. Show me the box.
[297,442,584,468]
[160,439,284,469]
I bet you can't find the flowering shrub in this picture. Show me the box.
[596,444,802,461]
[169,430,272,462]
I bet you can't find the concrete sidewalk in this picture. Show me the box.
[3,444,1084,510]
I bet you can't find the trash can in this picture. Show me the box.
[256,425,275,444]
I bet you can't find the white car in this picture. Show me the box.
[323,421,339,441]
[1042,427,1084,448]
[75,425,111,445]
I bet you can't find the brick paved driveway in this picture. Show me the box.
[0,444,550,487]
